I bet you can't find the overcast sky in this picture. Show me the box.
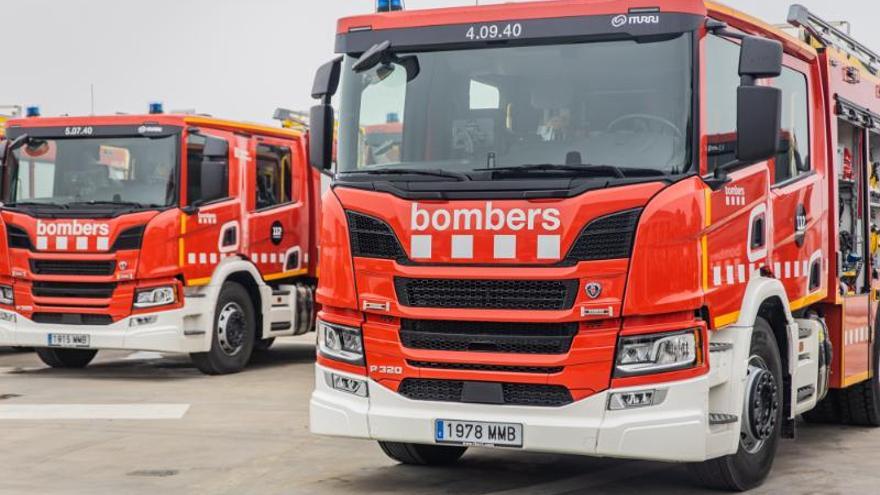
[2,0,878,124]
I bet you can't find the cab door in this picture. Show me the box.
[245,137,309,282]
[180,129,240,286]
[767,56,826,316]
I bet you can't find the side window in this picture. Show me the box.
[187,134,229,204]
[705,34,742,172]
[773,67,811,183]
[255,143,292,210]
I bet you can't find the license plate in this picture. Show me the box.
[47,333,90,348]
[435,419,523,448]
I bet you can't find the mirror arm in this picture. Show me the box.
[181,200,205,216]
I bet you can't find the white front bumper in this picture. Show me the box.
[311,364,713,462]
[0,297,212,354]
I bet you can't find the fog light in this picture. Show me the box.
[130,315,158,327]
[325,371,369,397]
[0,285,14,305]
[608,389,668,411]
[0,311,16,322]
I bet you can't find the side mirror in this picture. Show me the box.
[739,36,783,79]
[203,135,228,159]
[736,35,783,164]
[736,85,782,163]
[708,34,783,190]
[200,159,228,204]
[311,57,343,102]
[309,56,343,173]
[309,104,335,172]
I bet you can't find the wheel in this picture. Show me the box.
[378,441,467,466]
[690,317,783,491]
[254,337,276,352]
[836,331,880,426]
[190,282,256,375]
[35,348,97,369]
[803,390,841,424]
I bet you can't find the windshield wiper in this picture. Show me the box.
[4,201,69,209]
[475,164,667,179]
[341,168,470,182]
[68,200,164,211]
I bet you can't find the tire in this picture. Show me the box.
[690,317,783,492]
[254,337,276,352]
[836,333,880,426]
[378,441,467,466]
[35,348,97,369]
[190,282,256,375]
[803,390,842,424]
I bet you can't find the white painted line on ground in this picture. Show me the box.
[0,404,190,420]
[483,462,663,495]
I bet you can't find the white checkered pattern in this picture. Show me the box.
[409,234,562,260]
[36,236,111,252]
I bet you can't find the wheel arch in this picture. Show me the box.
[729,277,800,422]
[192,257,272,340]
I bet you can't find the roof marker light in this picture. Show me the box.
[25,106,40,118]
[149,102,164,114]
[377,0,404,13]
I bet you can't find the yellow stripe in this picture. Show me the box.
[789,289,827,312]
[178,214,187,268]
[701,188,711,292]
[701,235,709,291]
[703,188,712,228]
[842,370,872,388]
[714,311,740,329]
[187,277,211,287]
[263,268,308,281]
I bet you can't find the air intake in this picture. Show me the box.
[566,209,641,261]
[346,211,405,259]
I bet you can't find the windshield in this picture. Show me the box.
[337,35,693,177]
[3,135,178,208]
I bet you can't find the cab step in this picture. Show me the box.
[709,413,739,425]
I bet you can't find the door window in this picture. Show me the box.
[255,144,292,210]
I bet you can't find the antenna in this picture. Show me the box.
[90,84,95,115]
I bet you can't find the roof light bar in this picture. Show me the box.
[377,0,404,13]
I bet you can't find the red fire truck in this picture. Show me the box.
[0,109,320,374]
[308,0,880,490]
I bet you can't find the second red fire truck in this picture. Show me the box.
[0,108,320,374]
[309,0,880,490]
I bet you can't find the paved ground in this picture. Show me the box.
[0,336,877,495]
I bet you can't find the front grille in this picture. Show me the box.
[408,361,564,374]
[567,209,641,261]
[33,313,113,325]
[32,282,116,299]
[395,278,578,310]
[347,211,405,259]
[30,260,116,276]
[398,379,573,407]
[400,319,578,354]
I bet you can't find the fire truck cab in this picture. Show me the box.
[308,0,880,490]
[0,111,320,374]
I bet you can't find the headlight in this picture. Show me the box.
[134,286,176,308]
[317,320,364,365]
[0,285,14,305]
[615,329,699,377]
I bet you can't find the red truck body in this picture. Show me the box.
[0,113,320,373]
[309,0,880,489]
